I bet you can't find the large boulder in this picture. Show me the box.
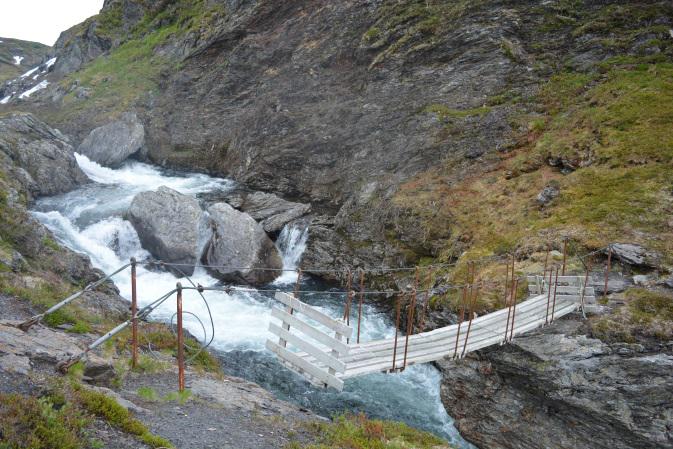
[77,111,145,167]
[607,243,660,268]
[202,188,311,234]
[0,112,89,197]
[127,187,203,275]
[202,202,282,285]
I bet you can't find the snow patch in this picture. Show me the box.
[13,55,24,65]
[45,57,57,68]
[0,95,11,104]
[19,80,49,99]
[20,66,39,78]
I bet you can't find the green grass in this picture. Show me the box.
[75,386,173,448]
[590,288,673,343]
[288,413,451,449]
[0,393,87,449]
[136,387,159,401]
[162,390,191,404]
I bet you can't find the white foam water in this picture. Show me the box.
[31,155,472,447]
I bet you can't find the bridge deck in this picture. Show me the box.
[268,276,594,390]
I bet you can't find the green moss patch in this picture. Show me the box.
[289,413,452,449]
[590,288,673,343]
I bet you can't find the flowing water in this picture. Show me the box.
[31,155,471,447]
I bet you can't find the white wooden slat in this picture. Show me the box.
[266,340,344,390]
[268,322,346,373]
[271,308,350,355]
[275,292,353,337]
[341,298,580,375]
[278,359,326,388]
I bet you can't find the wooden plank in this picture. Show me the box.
[275,292,353,337]
[342,298,579,374]
[268,322,346,372]
[266,340,344,390]
[271,308,350,355]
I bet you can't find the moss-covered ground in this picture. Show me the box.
[287,413,452,449]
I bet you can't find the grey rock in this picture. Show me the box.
[127,186,203,275]
[77,111,145,167]
[633,274,649,286]
[0,320,84,365]
[437,319,673,449]
[593,273,633,295]
[84,354,116,386]
[663,277,673,289]
[536,182,560,206]
[202,202,282,285]
[209,189,311,234]
[608,243,660,268]
[0,113,89,196]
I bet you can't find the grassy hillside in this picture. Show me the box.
[0,37,50,83]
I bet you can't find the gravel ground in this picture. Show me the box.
[119,370,319,449]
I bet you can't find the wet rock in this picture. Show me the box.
[0,112,89,196]
[127,186,203,275]
[438,320,673,449]
[77,111,145,167]
[608,243,660,268]
[210,188,311,234]
[202,202,282,285]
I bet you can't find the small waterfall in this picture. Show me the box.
[273,221,309,285]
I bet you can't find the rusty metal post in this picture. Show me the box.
[343,270,353,344]
[130,257,138,368]
[580,259,592,315]
[508,279,519,342]
[461,282,479,358]
[545,267,554,324]
[562,238,568,276]
[503,257,511,308]
[176,282,185,392]
[551,267,559,323]
[504,275,516,343]
[418,267,433,332]
[603,246,612,301]
[357,270,365,344]
[453,286,467,359]
[391,295,401,372]
[402,269,420,370]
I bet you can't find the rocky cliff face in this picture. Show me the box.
[6,0,671,278]
[438,309,673,449]
[0,37,50,84]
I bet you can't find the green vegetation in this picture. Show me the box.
[162,389,192,404]
[393,58,673,306]
[136,386,159,401]
[591,288,673,343]
[424,104,492,120]
[75,385,173,448]
[288,413,451,449]
[0,393,86,449]
[118,323,222,375]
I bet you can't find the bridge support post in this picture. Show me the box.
[176,283,185,392]
[131,257,138,369]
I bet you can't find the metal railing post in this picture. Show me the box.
[176,282,185,392]
[131,257,138,368]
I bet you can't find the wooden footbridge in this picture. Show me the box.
[17,241,615,394]
[267,275,596,391]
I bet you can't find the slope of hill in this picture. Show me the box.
[0,37,50,83]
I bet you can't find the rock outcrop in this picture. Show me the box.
[202,202,282,285]
[437,319,673,449]
[77,111,145,167]
[207,188,311,234]
[127,186,203,274]
[0,112,88,197]
[608,243,661,268]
